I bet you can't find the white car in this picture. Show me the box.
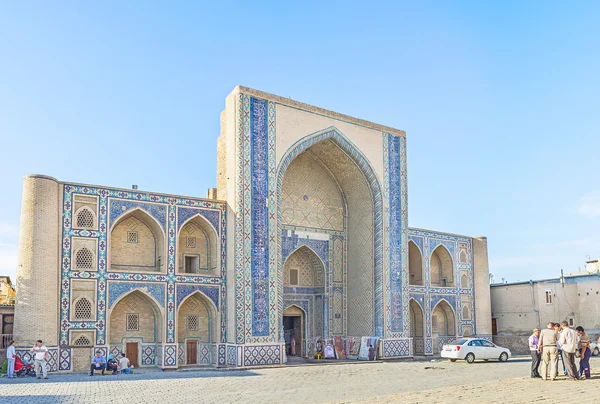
[441,338,511,364]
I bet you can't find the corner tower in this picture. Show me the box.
[13,175,60,346]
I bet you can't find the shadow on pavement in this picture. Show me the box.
[1,368,259,385]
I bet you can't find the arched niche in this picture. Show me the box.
[409,241,423,286]
[108,289,164,367]
[177,215,219,275]
[283,246,325,288]
[431,300,456,337]
[110,209,165,272]
[177,291,218,365]
[430,245,454,287]
[278,128,383,337]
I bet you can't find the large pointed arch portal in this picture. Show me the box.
[277,127,384,338]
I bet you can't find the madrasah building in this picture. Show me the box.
[13,86,492,372]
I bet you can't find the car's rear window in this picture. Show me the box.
[449,339,468,345]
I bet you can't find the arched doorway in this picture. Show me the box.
[409,241,423,286]
[431,300,456,354]
[410,299,425,354]
[108,290,163,368]
[110,209,165,272]
[177,291,217,366]
[430,245,454,287]
[282,246,324,356]
[283,305,305,357]
[278,130,383,338]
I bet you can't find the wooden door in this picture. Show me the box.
[186,341,197,365]
[126,342,139,367]
[492,318,497,335]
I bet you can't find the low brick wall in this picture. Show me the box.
[492,336,530,355]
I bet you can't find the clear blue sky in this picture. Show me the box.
[1,1,599,284]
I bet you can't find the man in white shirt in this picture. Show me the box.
[30,339,49,379]
[558,321,579,380]
[6,340,16,379]
[118,352,132,374]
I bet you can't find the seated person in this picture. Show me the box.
[106,354,119,375]
[90,351,107,376]
[119,353,132,374]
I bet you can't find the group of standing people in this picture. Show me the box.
[529,321,594,381]
[5,339,50,380]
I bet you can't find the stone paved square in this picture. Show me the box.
[1,357,598,403]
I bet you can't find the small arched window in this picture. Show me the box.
[459,249,468,264]
[462,306,470,320]
[461,274,469,289]
[75,248,94,269]
[74,297,93,320]
[76,208,95,228]
[73,335,92,346]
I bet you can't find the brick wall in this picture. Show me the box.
[111,217,158,270]
[109,293,160,343]
[177,295,211,343]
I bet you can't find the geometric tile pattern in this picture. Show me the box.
[199,344,211,364]
[249,97,270,337]
[218,344,226,366]
[385,133,404,334]
[235,94,278,344]
[381,339,411,358]
[142,345,155,366]
[176,284,219,310]
[59,348,71,371]
[108,282,165,309]
[16,348,60,372]
[163,344,177,367]
[177,345,185,365]
[227,345,237,366]
[243,345,281,367]
[281,152,344,231]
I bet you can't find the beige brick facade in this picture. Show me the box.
[13,175,60,346]
[109,291,162,344]
[110,215,162,272]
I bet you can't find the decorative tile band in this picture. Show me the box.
[250,97,270,337]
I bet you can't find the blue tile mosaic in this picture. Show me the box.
[177,207,221,234]
[109,200,167,232]
[108,282,165,309]
[250,97,270,337]
[175,284,219,309]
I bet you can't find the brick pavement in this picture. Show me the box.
[0,357,598,403]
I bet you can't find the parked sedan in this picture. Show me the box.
[441,338,511,364]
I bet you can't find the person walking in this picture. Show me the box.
[576,326,591,379]
[30,340,49,379]
[553,322,567,376]
[528,328,541,378]
[558,321,579,381]
[537,321,559,381]
[6,340,16,379]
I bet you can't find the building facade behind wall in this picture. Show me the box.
[13,86,492,371]
[491,274,600,354]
